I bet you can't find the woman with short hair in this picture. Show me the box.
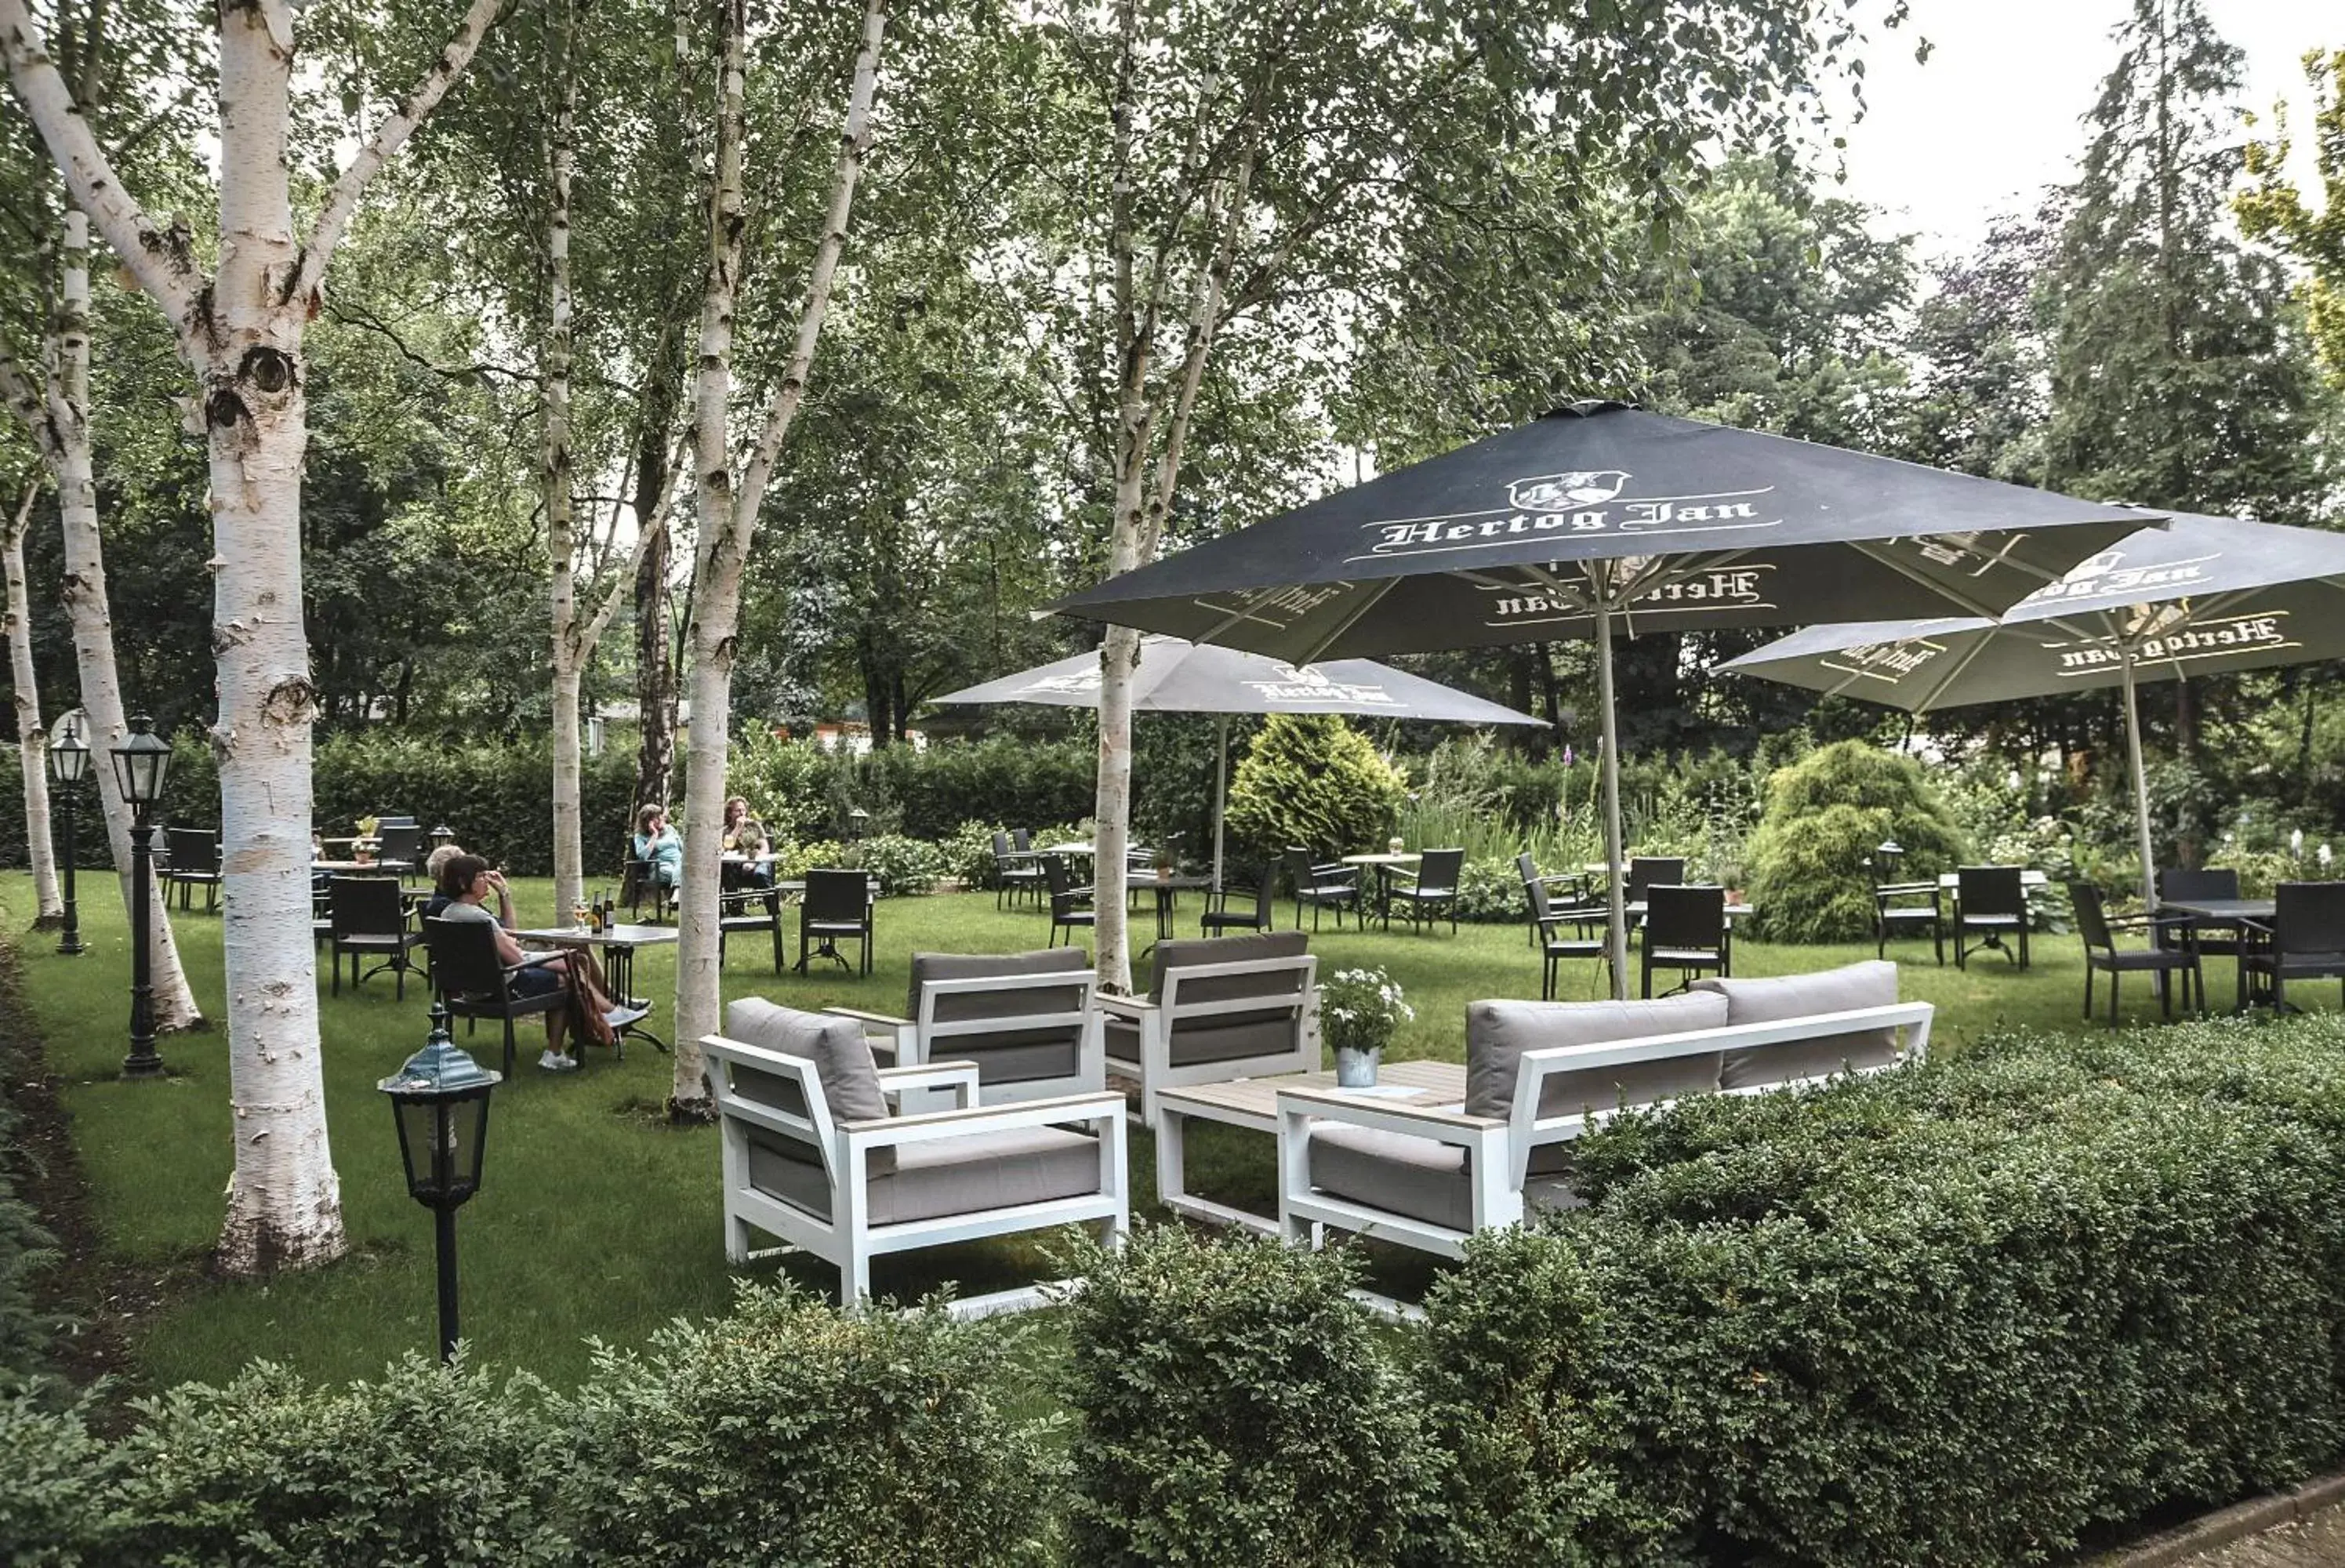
[435,854,633,1072]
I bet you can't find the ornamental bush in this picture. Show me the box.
[556,1282,1057,1566]
[1060,1223,1429,1566]
[1743,739,1967,942]
[1225,714,1407,862]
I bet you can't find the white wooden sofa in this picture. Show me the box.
[705,997,1127,1314]
[826,947,1102,1105]
[1277,962,1932,1261]
[1100,931,1320,1130]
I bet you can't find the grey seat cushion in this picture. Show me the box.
[725,997,895,1173]
[1464,992,1730,1120]
[1306,1124,1583,1234]
[907,948,1089,1082]
[1309,1123,1471,1233]
[1692,960,1902,1089]
[746,1123,1103,1226]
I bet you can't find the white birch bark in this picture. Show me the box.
[543,0,586,916]
[4,0,503,1274]
[2,480,61,924]
[671,0,888,1116]
[0,220,202,1017]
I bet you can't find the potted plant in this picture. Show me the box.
[354,815,380,865]
[1320,964,1414,1087]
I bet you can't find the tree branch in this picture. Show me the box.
[292,0,508,305]
[734,0,889,529]
[582,424,689,652]
[0,0,198,323]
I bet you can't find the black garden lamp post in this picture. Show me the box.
[430,823,456,854]
[110,715,170,1079]
[379,1003,502,1364]
[1875,839,1906,881]
[846,808,869,844]
[48,713,89,957]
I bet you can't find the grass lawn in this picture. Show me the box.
[3,870,2300,1396]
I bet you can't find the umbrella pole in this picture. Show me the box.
[1212,714,1229,895]
[1595,597,1629,1000]
[2121,644,2157,909]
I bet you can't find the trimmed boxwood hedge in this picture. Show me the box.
[14,1015,2345,1563]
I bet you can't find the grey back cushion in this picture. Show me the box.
[1692,960,1902,1089]
[725,997,895,1171]
[1149,931,1310,1007]
[1465,992,1729,1120]
[907,947,1090,1026]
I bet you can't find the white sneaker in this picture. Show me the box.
[603,1004,648,1029]
[537,1049,579,1073]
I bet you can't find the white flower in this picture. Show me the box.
[2292,829,2305,856]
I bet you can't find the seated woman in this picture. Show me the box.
[435,854,630,1072]
[632,804,684,892]
[420,842,466,919]
[719,796,774,890]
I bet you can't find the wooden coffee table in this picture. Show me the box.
[1152,1058,1466,1234]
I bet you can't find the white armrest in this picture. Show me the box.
[1097,993,1157,1018]
[876,1060,981,1092]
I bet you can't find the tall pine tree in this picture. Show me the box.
[2038,0,2330,770]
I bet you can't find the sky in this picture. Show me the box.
[1830,0,2334,261]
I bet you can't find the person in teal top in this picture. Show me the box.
[632,804,684,888]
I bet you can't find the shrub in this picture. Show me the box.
[776,838,847,880]
[1449,855,1525,924]
[0,1387,128,1566]
[849,833,944,896]
[1060,1224,1428,1566]
[555,1281,1057,1566]
[1744,740,1967,942]
[1435,1018,2345,1566]
[938,819,1006,887]
[1225,714,1406,862]
[112,1354,571,1565]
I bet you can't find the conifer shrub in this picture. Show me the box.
[1224,714,1407,862]
[1744,739,1967,942]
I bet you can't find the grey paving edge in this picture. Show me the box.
[2082,1472,2345,1568]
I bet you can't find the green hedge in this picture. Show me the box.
[0,1283,1056,1566]
[15,1016,2345,1563]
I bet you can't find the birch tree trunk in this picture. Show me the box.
[5,0,503,1274]
[670,0,888,1117]
[2,481,61,924]
[543,0,585,916]
[0,212,204,1019]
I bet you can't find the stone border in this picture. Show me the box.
[2085,1474,2345,1566]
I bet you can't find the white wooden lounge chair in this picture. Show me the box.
[706,998,1127,1315]
[825,948,1102,1106]
[1098,932,1319,1129]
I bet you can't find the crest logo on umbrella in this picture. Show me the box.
[1509,470,1632,510]
[1243,662,1399,705]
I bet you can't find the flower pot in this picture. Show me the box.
[1335,1046,1381,1088]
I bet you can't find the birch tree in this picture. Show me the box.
[2,0,503,1273]
[1040,0,1916,989]
[2,221,203,1011]
[1,477,60,923]
[670,0,888,1118]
